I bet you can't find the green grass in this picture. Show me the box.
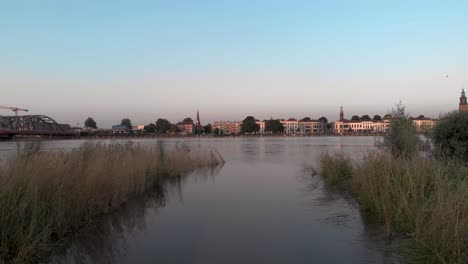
[0,142,223,263]
[319,152,468,264]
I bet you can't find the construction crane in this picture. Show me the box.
[0,106,29,116]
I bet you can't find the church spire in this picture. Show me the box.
[459,89,468,111]
[460,89,467,105]
[339,106,344,121]
[195,109,202,135]
[196,109,200,126]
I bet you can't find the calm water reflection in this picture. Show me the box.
[1,137,401,264]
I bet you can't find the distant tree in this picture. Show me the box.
[373,115,382,121]
[382,102,418,159]
[301,117,312,122]
[121,118,132,129]
[318,117,328,123]
[417,115,425,119]
[169,124,180,133]
[241,116,260,133]
[204,123,212,134]
[84,117,97,129]
[351,115,360,121]
[213,128,221,135]
[361,115,372,121]
[265,119,285,134]
[144,123,156,133]
[383,114,393,120]
[155,118,172,134]
[183,117,193,123]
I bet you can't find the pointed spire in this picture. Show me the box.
[460,89,467,106]
[339,106,344,121]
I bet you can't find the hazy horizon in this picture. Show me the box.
[2,1,467,127]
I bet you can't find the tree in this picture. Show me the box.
[144,123,156,133]
[84,117,97,129]
[361,115,372,121]
[265,119,285,134]
[382,102,418,159]
[155,118,172,134]
[204,124,212,134]
[213,128,221,135]
[433,111,468,162]
[351,115,360,121]
[373,115,382,121]
[121,118,132,129]
[169,124,180,133]
[183,117,193,123]
[318,117,328,123]
[241,116,260,133]
[301,117,312,122]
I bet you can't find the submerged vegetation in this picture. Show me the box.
[318,105,468,263]
[0,142,223,264]
[320,153,468,263]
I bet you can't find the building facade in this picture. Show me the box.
[176,121,194,134]
[410,116,437,131]
[281,118,299,134]
[111,124,130,134]
[298,120,326,134]
[213,121,242,134]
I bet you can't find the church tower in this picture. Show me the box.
[195,109,202,134]
[339,106,344,121]
[459,89,468,111]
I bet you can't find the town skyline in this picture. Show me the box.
[0,95,460,129]
[2,1,467,127]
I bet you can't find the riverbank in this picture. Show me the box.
[2,133,387,142]
[318,152,468,263]
[0,142,223,264]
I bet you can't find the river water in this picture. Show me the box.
[1,137,402,264]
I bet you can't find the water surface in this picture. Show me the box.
[1,137,400,263]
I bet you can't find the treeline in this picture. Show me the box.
[318,104,468,263]
[82,117,213,134]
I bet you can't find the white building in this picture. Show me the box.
[281,118,299,134]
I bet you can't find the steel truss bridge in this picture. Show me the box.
[0,115,77,139]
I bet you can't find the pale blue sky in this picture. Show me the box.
[1,0,467,127]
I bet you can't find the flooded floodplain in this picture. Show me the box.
[1,137,402,264]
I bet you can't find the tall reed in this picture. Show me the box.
[319,153,468,264]
[0,141,223,264]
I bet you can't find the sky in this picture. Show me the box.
[1,0,467,127]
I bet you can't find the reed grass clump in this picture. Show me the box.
[319,153,468,263]
[0,142,223,264]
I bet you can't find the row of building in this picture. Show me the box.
[213,113,438,135]
[94,89,468,136]
[213,118,328,135]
